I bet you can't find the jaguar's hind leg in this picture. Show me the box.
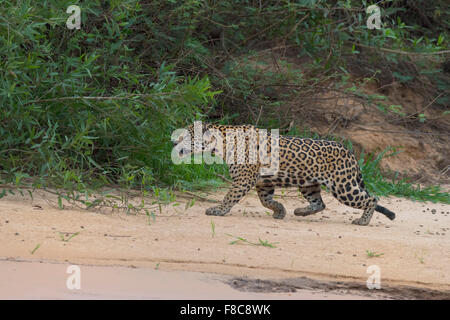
[331,180,378,226]
[294,184,326,216]
[350,194,378,226]
[256,185,286,219]
[351,202,377,225]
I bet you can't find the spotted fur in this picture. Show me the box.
[174,123,395,226]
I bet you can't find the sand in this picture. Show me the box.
[0,189,449,299]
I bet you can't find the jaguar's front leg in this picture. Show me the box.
[256,184,286,219]
[206,165,259,217]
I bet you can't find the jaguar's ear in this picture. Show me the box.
[202,125,221,145]
[203,127,212,140]
[202,122,211,132]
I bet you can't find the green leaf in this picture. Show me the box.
[58,196,63,209]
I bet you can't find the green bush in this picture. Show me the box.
[0,0,447,204]
[0,1,223,192]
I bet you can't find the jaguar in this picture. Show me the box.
[172,122,395,226]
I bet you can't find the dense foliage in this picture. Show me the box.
[0,0,448,203]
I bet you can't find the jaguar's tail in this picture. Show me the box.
[375,205,396,220]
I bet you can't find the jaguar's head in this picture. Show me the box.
[172,122,222,158]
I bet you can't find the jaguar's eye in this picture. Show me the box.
[173,137,181,147]
[179,148,190,156]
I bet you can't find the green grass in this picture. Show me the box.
[59,232,80,242]
[210,219,216,238]
[226,234,278,248]
[358,148,450,204]
[415,250,426,264]
[366,250,384,258]
[145,211,156,225]
[30,244,41,255]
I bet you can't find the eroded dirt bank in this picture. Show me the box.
[1,190,449,299]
